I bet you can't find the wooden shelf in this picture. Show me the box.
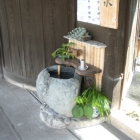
[55,58,102,76]
[63,36,106,86]
[64,36,107,48]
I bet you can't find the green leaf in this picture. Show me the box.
[83,97,88,103]
[67,42,74,46]
[72,105,83,118]
[73,85,111,118]
[52,52,56,58]
[81,88,89,96]
[83,105,93,119]
[62,55,65,61]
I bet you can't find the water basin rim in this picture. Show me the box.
[45,65,79,80]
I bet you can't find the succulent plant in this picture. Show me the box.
[68,27,89,40]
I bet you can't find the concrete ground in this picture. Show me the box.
[0,77,132,140]
[121,71,140,122]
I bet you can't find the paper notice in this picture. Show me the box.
[77,0,100,25]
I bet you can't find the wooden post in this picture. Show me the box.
[138,38,140,56]
[58,65,60,78]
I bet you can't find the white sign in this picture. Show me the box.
[77,0,100,25]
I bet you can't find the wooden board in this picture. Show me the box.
[138,38,140,56]
[5,0,23,75]
[0,0,75,80]
[0,0,12,71]
[100,0,120,29]
[55,58,102,76]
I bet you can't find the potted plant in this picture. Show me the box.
[72,85,111,119]
[52,42,75,61]
[68,27,92,41]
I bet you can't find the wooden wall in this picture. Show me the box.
[121,0,140,102]
[0,0,135,102]
[0,0,76,85]
[77,0,128,100]
[138,38,140,56]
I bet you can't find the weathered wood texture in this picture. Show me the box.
[0,36,3,75]
[0,0,75,81]
[67,38,105,87]
[55,58,102,76]
[137,3,140,57]
[121,0,140,102]
[0,0,138,106]
[100,0,120,29]
[138,38,140,56]
[77,0,128,100]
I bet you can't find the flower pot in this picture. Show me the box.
[92,107,99,118]
[58,55,72,60]
[80,35,92,41]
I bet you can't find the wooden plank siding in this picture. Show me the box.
[0,0,12,71]
[41,0,55,67]
[68,38,106,87]
[5,0,23,76]
[20,0,45,79]
[0,0,75,81]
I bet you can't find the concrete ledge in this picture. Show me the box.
[40,105,107,129]
[110,110,140,140]
[4,75,36,91]
[3,68,36,91]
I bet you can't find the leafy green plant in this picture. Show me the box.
[72,96,93,119]
[52,42,75,61]
[72,86,111,119]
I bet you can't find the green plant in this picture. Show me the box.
[52,42,75,61]
[72,86,111,119]
[68,27,89,40]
